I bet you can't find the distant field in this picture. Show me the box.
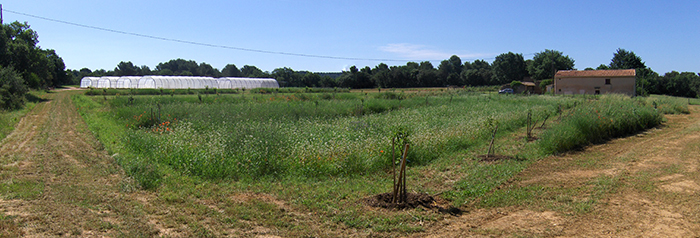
[71,88,685,234]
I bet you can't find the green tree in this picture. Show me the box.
[241,65,266,78]
[0,21,68,88]
[197,62,220,77]
[221,64,242,77]
[0,66,29,110]
[491,52,527,85]
[527,49,575,80]
[660,71,700,98]
[609,48,646,70]
[438,55,462,86]
[272,67,300,87]
[461,59,491,86]
[635,67,659,96]
[155,59,199,75]
[302,72,321,87]
[416,61,438,87]
[371,63,391,88]
[115,61,139,76]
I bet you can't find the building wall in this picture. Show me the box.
[554,76,635,96]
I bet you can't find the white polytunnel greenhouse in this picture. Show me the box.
[79,76,280,89]
[79,77,100,88]
[116,76,142,88]
[220,77,280,89]
[95,76,119,88]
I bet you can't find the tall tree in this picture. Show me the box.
[272,67,299,87]
[527,49,575,80]
[491,52,527,84]
[371,63,391,88]
[609,48,646,69]
[241,65,266,78]
[302,72,321,87]
[115,61,139,76]
[461,59,491,86]
[197,62,220,77]
[155,59,199,75]
[0,21,67,88]
[635,67,659,96]
[416,61,437,87]
[221,64,242,77]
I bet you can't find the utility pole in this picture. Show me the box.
[1,4,3,24]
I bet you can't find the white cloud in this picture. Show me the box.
[379,43,492,61]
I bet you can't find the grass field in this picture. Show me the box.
[69,88,687,235]
[0,91,45,141]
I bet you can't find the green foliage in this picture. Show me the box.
[538,94,664,154]
[0,21,69,88]
[76,92,578,188]
[221,64,242,77]
[0,99,34,141]
[539,79,553,89]
[609,48,646,70]
[528,49,575,80]
[491,52,528,85]
[155,58,221,77]
[642,95,689,114]
[510,80,523,88]
[0,67,29,110]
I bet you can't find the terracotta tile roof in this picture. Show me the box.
[555,69,636,78]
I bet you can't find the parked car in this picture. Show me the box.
[498,88,514,94]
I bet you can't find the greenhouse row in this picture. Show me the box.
[80,76,279,89]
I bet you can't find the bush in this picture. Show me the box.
[538,94,663,154]
[0,67,29,110]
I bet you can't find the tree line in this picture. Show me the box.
[0,21,70,110]
[2,20,700,110]
[59,50,700,99]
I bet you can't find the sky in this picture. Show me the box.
[2,0,699,74]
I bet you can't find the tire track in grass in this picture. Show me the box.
[0,90,157,237]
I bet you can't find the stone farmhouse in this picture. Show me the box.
[554,69,636,96]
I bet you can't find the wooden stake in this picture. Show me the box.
[487,124,499,157]
[398,144,409,203]
[391,137,397,203]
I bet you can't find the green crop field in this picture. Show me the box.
[71,88,686,234]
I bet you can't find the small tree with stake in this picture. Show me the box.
[485,118,499,158]
[390,127,411,204]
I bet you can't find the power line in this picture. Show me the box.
[3,8,536,63]
[3,8,414,62]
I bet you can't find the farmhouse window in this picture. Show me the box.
[605,78,611,85]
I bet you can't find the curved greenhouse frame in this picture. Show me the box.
[221,77,280,89]
[80,76,279,89]
[79,77,100,88]
[116,76,142,88]
[95,77,119,88]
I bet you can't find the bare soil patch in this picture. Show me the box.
[364,192,462,216]
[476,154,524,162]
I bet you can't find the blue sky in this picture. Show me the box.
[3,0,699,74]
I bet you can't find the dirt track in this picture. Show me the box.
[419,105,700,237]
[0,91,156,237]
[1,91,700,237]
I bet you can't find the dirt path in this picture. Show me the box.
[420,106,700,237]
[0,91,156,237]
